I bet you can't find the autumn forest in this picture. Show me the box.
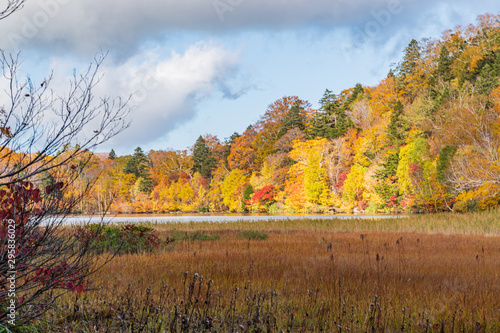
[62,14,500,215]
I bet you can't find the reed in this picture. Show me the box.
[39,211,500,332]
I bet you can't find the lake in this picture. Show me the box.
[58,213,403,225]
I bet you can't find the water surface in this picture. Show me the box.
[60,213,403,225]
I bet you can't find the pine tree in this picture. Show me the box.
[277,100,306,139]
[123,147,156,193]
[437,145,458,183]
[437,45,453,81]
[242,183,254,212]
[325,106,353,140]
[308,111,328,139]
[108,149,116,160]
[314,89,354,140]
[397,39,421,79]
[477,63,500,94]
[124,147,150,179]
[192,136,216,179]
[343,83,364,108]
[387,100,408,147]
[319,89,340,110]
[136,177,155,194]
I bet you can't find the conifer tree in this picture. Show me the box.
[108,149,116,160]
[223,132,240,168]
[397,39,421,79]
[437,45,453,81]
[192,136,216,178]
[476,61,500,94]
[277,100,306,139]
[387,100,408,147]
[311,89,355,140]
[124,147,149,178]
[308,111,329,139]
[124,147,156,193]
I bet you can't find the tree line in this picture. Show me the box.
[63,14,500,214]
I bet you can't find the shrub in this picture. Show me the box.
[237,230,268,240]
[82,224,162,254]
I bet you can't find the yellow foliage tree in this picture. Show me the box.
[221,168,248,212]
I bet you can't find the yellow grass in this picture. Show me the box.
[42,211,500,332]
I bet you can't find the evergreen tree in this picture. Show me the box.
[397,39,421,79]
[375,101,408,201]
[136,177,155,194]
[387,100,408,147]
[375,151,400,180]
[311,89,355,140]
[108,149,116,160]
[124,147,150,178]
[308,111,329,139]
[192,136,216,179]
[343,83,364,108]
[277,100,306,138]
[437,145,458,183]
[476,62,500,94]
[319,89,340,110]
[437,45,453,81]
[242,183,254,212]
[325,105,353,140]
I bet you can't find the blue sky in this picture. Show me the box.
[1,0,499,154]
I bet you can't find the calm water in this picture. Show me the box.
[59,213,403,225]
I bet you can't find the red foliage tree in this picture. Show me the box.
[251,185,277,208]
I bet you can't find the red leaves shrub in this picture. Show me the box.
[0,181,88,323]
[251,185,277,207]
[334,170,350,191]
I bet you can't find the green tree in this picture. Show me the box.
[108,149,116,160]
[242,183,254,211]
[387,100,408,147]
[437,145,457,183]
[308,111,329,139]
[343,83,364,108]
[124,147,155,193]
[397,39,421,80]
[192,136,217,178]
[124,147,149,178]
[277,100,306,138]
[437,45,453,81]
[476,62,500,94]
[315,89,354,139]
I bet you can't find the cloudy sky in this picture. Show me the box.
[1,0,499,154]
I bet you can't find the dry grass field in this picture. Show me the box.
[41,212,500,332]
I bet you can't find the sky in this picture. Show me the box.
[0,0,499,155]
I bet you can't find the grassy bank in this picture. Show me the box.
[39,211,500,332]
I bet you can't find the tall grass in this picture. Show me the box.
[137,210,500,235]
[39,211,500,332]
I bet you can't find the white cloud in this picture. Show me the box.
[42,41,245,151]
[1,0,497,56]
[101,42,244,150]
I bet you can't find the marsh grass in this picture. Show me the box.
[236,230,268,240]
[39,211,500,332]
[138,210,500,236]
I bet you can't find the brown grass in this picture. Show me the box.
[41,212,500,332]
